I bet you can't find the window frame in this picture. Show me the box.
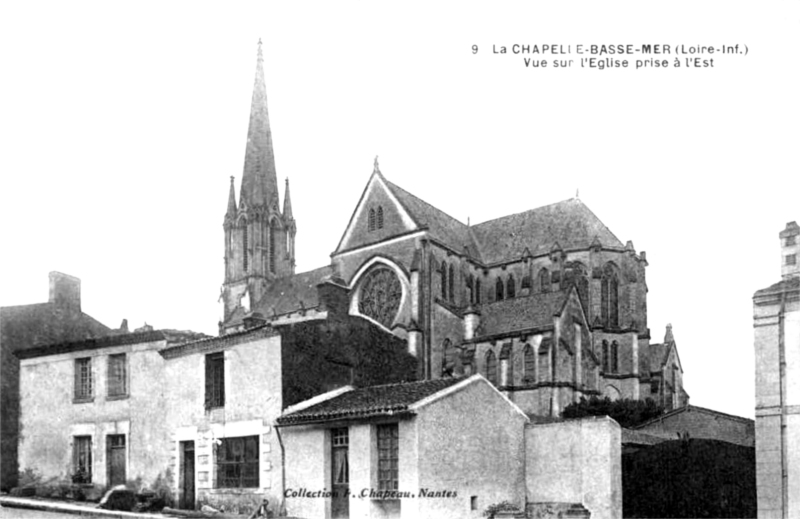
[377,424,399,493]
[205,352,225,410]
[107,353,128,399]
[215,435,260,489]
[72,435,93,483]
[74,357,93,402]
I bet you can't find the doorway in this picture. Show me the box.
[331,428,349,519]
[180,441,195,510]
[106,435,126,486]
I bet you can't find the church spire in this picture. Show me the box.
[283,177,294,221]
[240,38,279,212]
[225,176,237,221]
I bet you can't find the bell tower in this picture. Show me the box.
[221,40,297,330]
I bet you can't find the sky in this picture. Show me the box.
[1,1,798,419]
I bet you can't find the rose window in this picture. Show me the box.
[358,267,402,328]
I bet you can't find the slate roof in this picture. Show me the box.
[225,265,335,326]
[383,176,623,265]
[633,405,754,430]
[621,428,666,446]
[0,303,111,354]
[384,179,482,259]
[649,342,669,372]
[473,291,566,340]
[277,377,465,425]
[754,275,800,298]
[15,330,166,360]
[470,198,624,264]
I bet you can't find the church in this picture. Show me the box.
[219,41,688,418]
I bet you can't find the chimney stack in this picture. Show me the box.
[780,221,799,280]
[48,271,81,313]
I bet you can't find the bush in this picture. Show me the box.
[484,500,521,518]
[17,468,42,488]
[99,488,137,511]
[562,396,664,428]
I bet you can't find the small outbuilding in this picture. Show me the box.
[276,375,529,519]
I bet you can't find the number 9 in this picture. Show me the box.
[472,45,478,54]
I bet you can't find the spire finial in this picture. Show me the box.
[257,38,263,62]
[373,155,380,173]
[576,188,579,199]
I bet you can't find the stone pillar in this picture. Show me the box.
[463,305,481,341]
[630,331,640,400]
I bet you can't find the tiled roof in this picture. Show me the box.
[384,180,482,259]
[15,330,166,359]
[470,198,624,264]
[474,291,566,340]
[277,377,465,425]
[159,324,277,359]
[1,302,111,354]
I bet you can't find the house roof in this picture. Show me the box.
[470,198,624,264]
[15,330,167,360]
[633,405,754,430]
[621,428,666,446]
[754,275,800,298]
[159,324,277,359]
[473,291,566,340]
[1,302,111,354]
[277,377,466,425]
[383,179,482,259]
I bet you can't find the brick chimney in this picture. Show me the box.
[780,221,800,280]
[48,271,81,313]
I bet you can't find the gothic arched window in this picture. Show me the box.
[485,350,498,385]
[440,262,447,300]
[466,274,474,304]
[448,264,455,302]
[601,263,619,327]
[475,278,481,304]
[441,339,454,376]
[602,340,609,372]
[521,275,531,290]
[524,344,535,381]
[495,277,504,301]
[242,225,249,272]
[507,275,516,299]
[357,266,402,329]
[269,219,279,274]
[539,268,550,293]
[611,341,619,373]
[368,208,376,231]
[376,206,384,229]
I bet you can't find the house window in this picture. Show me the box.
[506,275,516,299]
[539,268,550,293]
[377,424,399,492]
[448,264,455,302]
[205,352,225,409]
[786,254,797,266]
[524,344,535,381]
[73,436,92,483]
[216,435,259,488]
[107,354,127,398]
[377,206,384,229]
[74,358,93,401]
[495,278,504,301]
[368,208,376,231]
[485,350,498,385]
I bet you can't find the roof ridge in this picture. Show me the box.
[348,376,463,392]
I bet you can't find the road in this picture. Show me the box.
[0,506,80,518]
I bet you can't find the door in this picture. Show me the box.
[331,428,349,519]
[181,441,195,510]
[107,435,126,486]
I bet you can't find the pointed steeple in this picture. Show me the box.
[226,176,237,221]
[283,177,293,221]
[240,38,280,212]
[664,323,675,344]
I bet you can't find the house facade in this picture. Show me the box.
[753,220,800,518]
[17,331,170,490]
